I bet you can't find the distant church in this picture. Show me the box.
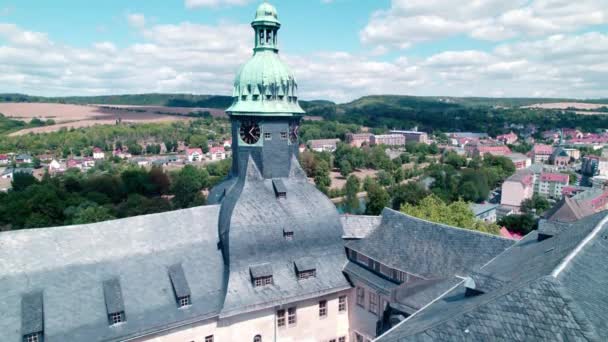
[2,3,608,342]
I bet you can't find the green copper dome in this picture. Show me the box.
[254,2,280,25]
[227,2,305,116]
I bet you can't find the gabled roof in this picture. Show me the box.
[545,196,595,222]
[346,209,514,279]
[0,205,224,342]
[378,212,608,341]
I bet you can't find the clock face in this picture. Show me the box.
[239,120,261,145]
[289,123,299,144]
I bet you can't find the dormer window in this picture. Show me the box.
[178,295,191,308]
[283,229,294,241]
[22,292,44,342]
[241,95,247,101]
[103,278,127,326]
[109,311,125,325]
[169,264,192,308]
[253,95,259,101]
[24,333,42,342]
[294,257,316,280]
[250,263,273,287]
[280,132,288,140]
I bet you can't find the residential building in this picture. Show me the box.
[113,149,132,159]
[346,133,373,148]
[496,132,518,144]
[389,130,429,144]
[47,159,64,175]
[469,203,499,223]
[310,139,341,152]
[472,144,512,158]
[531,144,554,163]
[186,147,204,162]
[209,146,227,161]
[506,153,531,170]
[131,157,149,167]
[501,170,534,207]
[0,167,33,179]
[0,154,8,165]
[563,148,581,161]
[370,134,405,147]
[549,147,570,168]
[536,172,569,199]
[93,147,105,160]
[15,154,32,164]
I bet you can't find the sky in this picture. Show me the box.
[0,0,607,102]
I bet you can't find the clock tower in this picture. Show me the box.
[226,1,305,179]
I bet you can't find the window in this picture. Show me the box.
[178,295,191,308]
[330,340,336,342]
[339,295,347,312]
[109,311,125,325]
[355,333,364,342]
[253,94,260,101]
[368,292,378,315]
[319,300,327,318]
[277,309,286,327]
[339,337,346,342]
[288,307,297,325]
[205,336,214,342]
[283,230,294,241]
[298,269,316,280]
[356,287,365,307]
[241,95,247,101]
[24,333,41,342]
[254,276,273,287]
[280,132,288,140]
[264,132,272,140]
[254,335,262,342]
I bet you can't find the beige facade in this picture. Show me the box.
[139,290,351,342]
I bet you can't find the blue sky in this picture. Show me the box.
[0,0,607,102]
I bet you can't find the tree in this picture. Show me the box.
[314,160,331,194]
[521,194,551,215]
[32,157,42,169]
[149,167,171,195]
[344,175,361,214]
[72,205,116,224]
[11,172,38,192]
[498,214,536,235]
[188,135,209,153]
[401,195,500,235]
[365,181,390,215]
[127,142,143,155]
[339,159,353,178]
[390,182,429,210]
[171,165,205,208]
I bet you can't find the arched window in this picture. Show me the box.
[254,335,262,342]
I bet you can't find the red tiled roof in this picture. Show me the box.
[187,148,203,155]
[533,144,554,155]
[210,146,225,154]
[477,145,512,155]
[0,154,7,160]
[540,172,569,184]
[93,147,103,153]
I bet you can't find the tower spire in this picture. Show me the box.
[252,2,281,53]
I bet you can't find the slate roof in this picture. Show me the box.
[378,212,608,342]
[544,196,595,222]
[0,205,224,342]
[215,155,350,318]
[346,209,514,279]
[340,215,382,239]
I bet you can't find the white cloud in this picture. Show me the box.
[361,0,608,49]
[126,13,146,29]
[184,0,252,9]
[1,20,608,102]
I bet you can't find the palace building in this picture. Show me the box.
[2,3,608,342]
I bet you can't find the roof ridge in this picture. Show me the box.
[381,208,511,241]
[551,212,608,277]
